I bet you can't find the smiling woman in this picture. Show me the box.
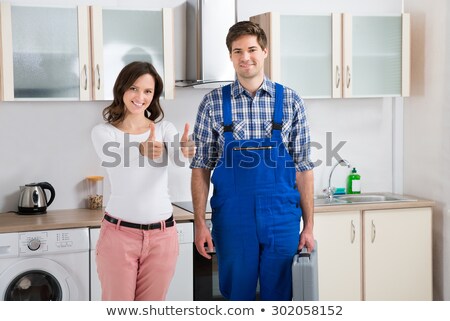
[90,61,194,301]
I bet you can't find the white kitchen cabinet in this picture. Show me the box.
[314,206,432,300]
[343,14,410,97]
[250,13,337,98]
[0,3,174,101]
[90,6,174,100]
[314,210,362,300]
[363,207,432,300]
[0,3,91,101]
[166,222,194,301]
[250,12,410,98]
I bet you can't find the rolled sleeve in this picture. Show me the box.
[190,96,219,170]
[290,97,315,172]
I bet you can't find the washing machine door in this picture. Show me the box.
[0,258,77,301]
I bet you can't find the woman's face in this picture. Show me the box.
[122,73,155,116]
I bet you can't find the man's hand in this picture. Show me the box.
[194,222,214,259]
[298,228,315,253]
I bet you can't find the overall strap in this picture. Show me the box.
[272,83,284,134]
[221,84,234,141]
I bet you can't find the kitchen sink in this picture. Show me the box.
[314,196,346,206]
[336,195,388,202]
[314,193,417,206]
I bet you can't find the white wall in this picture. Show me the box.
[0,0,400,213]
[403,0,450,301]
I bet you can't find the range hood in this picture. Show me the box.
[176,0,236,88]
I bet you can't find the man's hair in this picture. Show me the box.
[226,21,268,53]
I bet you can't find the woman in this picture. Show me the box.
[91,61,193,300]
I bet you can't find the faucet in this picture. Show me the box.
[323,159,351,200]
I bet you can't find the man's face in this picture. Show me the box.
[229,35,267,81]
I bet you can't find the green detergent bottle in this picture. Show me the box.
[346,168,361,194]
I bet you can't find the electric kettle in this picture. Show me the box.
[18,182,56,214]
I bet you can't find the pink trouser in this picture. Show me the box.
[96,216,179,301]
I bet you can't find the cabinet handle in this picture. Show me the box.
[335,65,341,89]
[346,65,351,88]
[351,219,356,244]
[371,220,376,243]
[83,64,87,91]
[96,64,101,90]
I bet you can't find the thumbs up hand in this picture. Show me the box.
[180,123,195,158]
[140,122,163,159]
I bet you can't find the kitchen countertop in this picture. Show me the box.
[0,206,195,233]
[0,194,434,233]
[314,194,435,213]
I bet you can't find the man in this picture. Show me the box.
[190,21,315,301]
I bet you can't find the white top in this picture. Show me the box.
[91,121,186,224]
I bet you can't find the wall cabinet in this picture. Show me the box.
[314,207,432,300]
[90,6,174,100]
[0,3,174,101]
[0,3,90,100]
[250,12,410,98]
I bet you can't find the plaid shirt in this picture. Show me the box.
[190,78,314,172]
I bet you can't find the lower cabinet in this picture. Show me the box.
[166,222,194,301]
[363,208,432,300]
[314,207,432,300]
[314,210,362,300]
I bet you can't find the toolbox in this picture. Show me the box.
[292,240,319,301]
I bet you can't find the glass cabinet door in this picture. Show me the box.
[344,15,403,97]
[251,12,409,99]
[1,4,89,100]
[279,15,333,98]
[91,7,174,100]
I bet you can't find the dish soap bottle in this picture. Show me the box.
[346,168,361,194]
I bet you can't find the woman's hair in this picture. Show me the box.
[102,61,164,124]
[225,20,268,53]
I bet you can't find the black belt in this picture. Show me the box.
[104,214,174,230]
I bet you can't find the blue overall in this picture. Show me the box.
[210,84,302,300]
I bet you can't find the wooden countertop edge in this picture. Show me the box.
[0,197,435,233]
[0,206,195,233]
[314,199,435,213]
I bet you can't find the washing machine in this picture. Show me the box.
[0,228,90,301]
[90,222,193,300]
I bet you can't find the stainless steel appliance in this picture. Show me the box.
[18,182,55,214]
[192,219,225,300]
[176,0,236,88]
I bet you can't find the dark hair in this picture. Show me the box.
[225,20,268,53]
[103,61,164,124]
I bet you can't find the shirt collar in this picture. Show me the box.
[231,77,275,98]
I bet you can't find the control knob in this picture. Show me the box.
[27,237,41,251]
